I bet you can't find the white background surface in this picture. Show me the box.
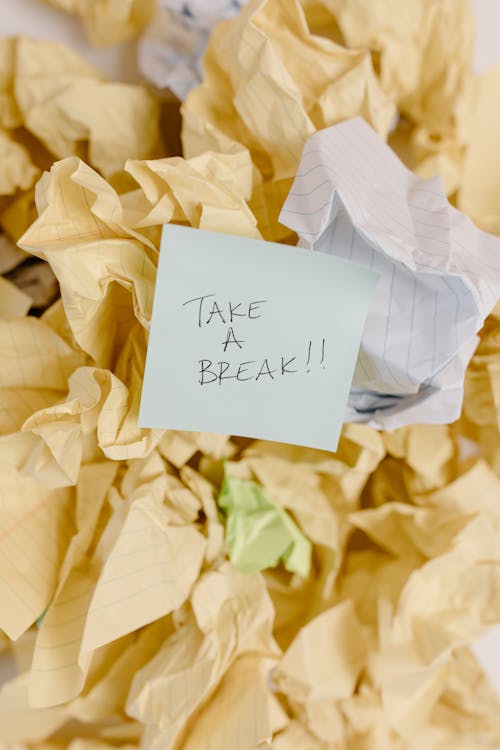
[1,0,500,713]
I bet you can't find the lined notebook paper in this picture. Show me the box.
[279,116,500,429]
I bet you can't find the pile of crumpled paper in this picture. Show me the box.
[2,1,500,748]
[0,33,160,315]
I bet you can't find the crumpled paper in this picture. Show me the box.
[179,0,476,246]
[326,0,474,195]
[0,34,161,314]
[0,276,31,317]
[138,1,247,100]
[5,259,59,311]
[458,67,500,233]
[279,116,500,429]
[1,0,500,748]
[182,0,395,242]
[0,129,39,196]
[42,0,156,46]
[127,563,282,750]
[0,35,159,186]
[2,133,500,741]
[13,36,159,180]
[218,469,312,577]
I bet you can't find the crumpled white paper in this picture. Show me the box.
[280,117,500,429]
[138,0,246,99]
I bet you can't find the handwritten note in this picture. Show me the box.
[182,293,327,386]
[139,226,378,452]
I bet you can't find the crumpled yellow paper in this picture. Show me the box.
[127,563,282,750]
[325,0,474,137]
[319,0,474,195]
[13,36,159,180]
[42,0,156,47]
[0,276,31,316]
[0,36,159,201]
[182,0,395,241]
[0,129,39,196]
[0,34,161,314]
[181,0,476,241]
[1,0,500,749]
[458,67,500,231]
[0,148,500,750]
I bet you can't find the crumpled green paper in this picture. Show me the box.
[218,472,312,577]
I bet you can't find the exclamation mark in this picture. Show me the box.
[305,340,312,372]
[320,338,326,369]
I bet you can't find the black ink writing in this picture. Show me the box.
[281,356,297,375]
[229,301,245,322]
[197,344,326,386]
[182,294,215,328]
[255,358,276,381]
[183,294,268,329]
[184,293,327,387]
[222,327,244,351]
[236,361,255,381]
[206,300,226,325]
[248,300,267,319]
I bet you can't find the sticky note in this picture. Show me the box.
[139,226,378,452]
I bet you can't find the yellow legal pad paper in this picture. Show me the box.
[140,226,378,452]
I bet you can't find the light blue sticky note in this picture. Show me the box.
[139,226,378,453]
